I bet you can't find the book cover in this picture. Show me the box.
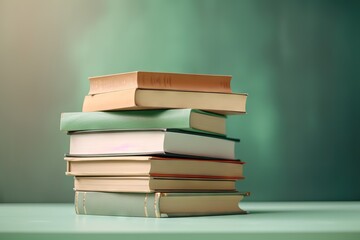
[60,109,226,135]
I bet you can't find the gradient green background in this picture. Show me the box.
[0,0,359,203]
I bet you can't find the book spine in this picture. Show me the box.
[138,72,232,93]
[82,88,138,112]
[75,191,164,218]
[88,72,138,95]
[88,72,232,94]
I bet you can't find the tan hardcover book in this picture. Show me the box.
[88,71,232,94]
[74,177,236,193]
[65,156,244,179]
[75,191,249,217]
[82,89,247,114]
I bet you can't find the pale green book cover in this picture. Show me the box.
[76,191,161,217]
[75,191,248,218]
[60,109,226,135]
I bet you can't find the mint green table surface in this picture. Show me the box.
[1,202,359,240]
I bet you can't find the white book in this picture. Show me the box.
[68,130,239,160]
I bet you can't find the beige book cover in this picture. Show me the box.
[88,71,232,94]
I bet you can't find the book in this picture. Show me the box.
[67,130,239,159]
[65,156,244,179]
[60,109,226,135]
[82,88,247,114]
[75,191,249,217]
[74,177,236,192]
[88,71,232,95]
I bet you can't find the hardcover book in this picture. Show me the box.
[60,109,226,135]
[65,156,244,179]
[88,71,232,95]
[74,177,236,192]
[75,191,249,217]
[82,88,247,114]
[67,130,239,159]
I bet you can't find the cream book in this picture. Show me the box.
[82,88,247,114]
[74,177,236,192]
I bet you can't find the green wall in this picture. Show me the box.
[0,0,359,202]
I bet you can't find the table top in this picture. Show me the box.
[1,202,359,240]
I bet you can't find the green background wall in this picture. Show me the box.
[0,0,359,202]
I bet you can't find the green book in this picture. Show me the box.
[75,191,249,217]
[60,109,226,135]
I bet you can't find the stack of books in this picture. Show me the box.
[60,71,249,217]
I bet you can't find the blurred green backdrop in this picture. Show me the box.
[0,0,359,202]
